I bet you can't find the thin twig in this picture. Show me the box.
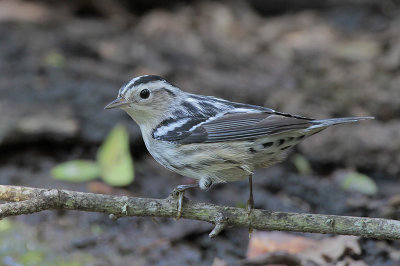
[0,185,399,239]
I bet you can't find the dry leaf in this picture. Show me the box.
[247,231,317,259]
[212,257,228,266]
[242,251,301,266]
[87,181,115,194]
[247,232,363,266]
[388,194,400,207]
[0,0,50,22]
[335,257,368,266]
[87,181,135,197]
[302,235,361,265]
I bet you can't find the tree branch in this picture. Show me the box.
[0,185,399,239]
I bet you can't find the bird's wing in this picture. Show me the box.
[153,111,313,144]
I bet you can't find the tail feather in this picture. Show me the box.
[309,116,374,129]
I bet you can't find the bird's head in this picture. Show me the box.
[105,75,181,125]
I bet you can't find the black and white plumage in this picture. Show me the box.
[105,75,373,213]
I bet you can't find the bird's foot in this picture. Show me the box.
[170,184,198,219]
[246,198,254,238]
[246,196,254,217]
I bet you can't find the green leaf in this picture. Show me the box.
[292,154,312,175]
[235,202,246,209]
[20,250,44,265]
[341,172,378,195]
[51,160,100,182]
[44,51,65,68]
[0,219,12,232]
[97,124,134,186]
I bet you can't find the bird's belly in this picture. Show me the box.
[143,132,303,183]
[142,137,254,181]
[143,139,182,172]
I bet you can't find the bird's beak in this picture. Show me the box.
[104,97,130,109]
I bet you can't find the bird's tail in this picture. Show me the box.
[309,116,374,129]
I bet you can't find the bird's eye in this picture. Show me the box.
[140,89,150,99]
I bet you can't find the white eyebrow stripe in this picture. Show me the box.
[120,76,143,96]
[120,82,130,96]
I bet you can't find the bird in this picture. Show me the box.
[105,75,373,218]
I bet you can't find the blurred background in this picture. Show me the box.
[0,0,400,265]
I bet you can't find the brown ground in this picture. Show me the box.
[0,0,400,265]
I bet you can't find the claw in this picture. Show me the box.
[248,227,253,239]
[246,196,254,217]
[170,184,198,219]
[177,190,185,219]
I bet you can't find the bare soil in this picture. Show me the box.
[1,1,400,265]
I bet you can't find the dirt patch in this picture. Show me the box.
[1,1,400,265]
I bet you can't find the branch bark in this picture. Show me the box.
[0,185,399,239]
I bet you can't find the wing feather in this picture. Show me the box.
[155,112,313,144]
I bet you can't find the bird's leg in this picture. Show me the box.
[246,175,254,216]
[170,184,198,219]
[246,174,254,237]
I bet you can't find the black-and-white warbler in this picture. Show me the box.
[105,75,373,217]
